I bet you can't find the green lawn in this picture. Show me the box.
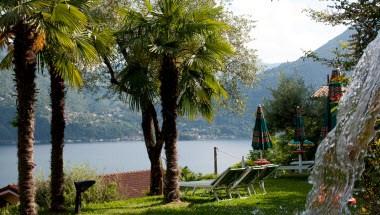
[39,175,311,215]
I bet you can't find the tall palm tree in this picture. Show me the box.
[117,0,234,202]
[98,36,166,195]
[42,3,97,209]
[0,1,90,213]
[49,66,66,212]
[87,2,167,195]
[45,42,96,211]
[116,61,164,195]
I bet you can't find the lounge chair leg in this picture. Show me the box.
[250,185,256,195]
[260,181,266,194]
[192,187,196,195]
[237,190,241,198]
[247,187,251,196]
[203,189,208,196]
[212,189,219,201]
[227,189,232,199]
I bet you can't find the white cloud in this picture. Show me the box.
[229,0,347,63]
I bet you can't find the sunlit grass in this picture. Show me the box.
[38,174,311,215]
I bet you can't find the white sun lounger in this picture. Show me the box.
[231,164,279,195]
[179,167,248,200]
[277,160,314,175]
[230,166,264,197]
[180,164,279,200]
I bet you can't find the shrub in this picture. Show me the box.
[35,164,120,209]
[0,205,18,215]
[360,133,380,213]
[247,134,293,165]
[180,166,217,181]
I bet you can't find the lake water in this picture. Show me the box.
[0,140,251,187]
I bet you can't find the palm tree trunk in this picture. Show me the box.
[141,103,164,195]
[49,66,66,212]
[14,22,38,215]
[160,55,180,202]
[102,51,165,195]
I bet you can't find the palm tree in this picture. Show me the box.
[43,8,97,211]
[98,36,166,195]
[117,0,234,202]
[116,61,165,195]
[0,1,90,213]
[44,1,98,209]
[49,66,66,212]
[45,41,96,211]
[87,2,167,195]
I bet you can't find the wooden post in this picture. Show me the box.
[214,146,218,175]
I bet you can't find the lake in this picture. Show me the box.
[0,140,251,187]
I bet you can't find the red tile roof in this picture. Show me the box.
[102,170,150,198]
[0,184,19,207]
[311,86,329,98]
[312,86,347,98]
[0,184,18,194]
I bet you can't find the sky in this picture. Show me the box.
[229,0,348,64]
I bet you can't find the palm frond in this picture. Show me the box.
[50,2,87,32]
[0,7,22,29]
[73,33,98,63]
[0,47,14,70]
[92,28,116,58]
[117,62,158,111]
[53,56,83,87]
[44,22,76,49]
[0,0,18,8]
[115,0,234,121]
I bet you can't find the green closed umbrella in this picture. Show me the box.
[252,105,272,164]
[288,106,314,172]
[288,106,314,149]
[328,69,344,130]
[320,90,330,138]
[321,69,344,138]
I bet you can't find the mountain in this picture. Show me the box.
[0,72,141,143]
[0,30,352,143]
[260,29,352,88]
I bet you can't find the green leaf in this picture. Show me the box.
[0,47,13,70]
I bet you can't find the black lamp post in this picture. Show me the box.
[74,180,96,214]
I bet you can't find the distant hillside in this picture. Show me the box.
[0,30,352,143]
[260,29,352,88]
[0,72,141,143]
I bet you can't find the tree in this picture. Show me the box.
[218,5,258,113]
[42,7,97,211]
[104,54,166,195]
[307,2,380,211]
[264,74,324,144]
[0,1,91,213]
[88,0,256,198]
[117,0,234,202]
[81,0,167,195]
[306,0,380,69]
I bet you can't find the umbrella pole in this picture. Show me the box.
[298,153,302,173]
[298,144,302,173]
[261,131,264,159]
